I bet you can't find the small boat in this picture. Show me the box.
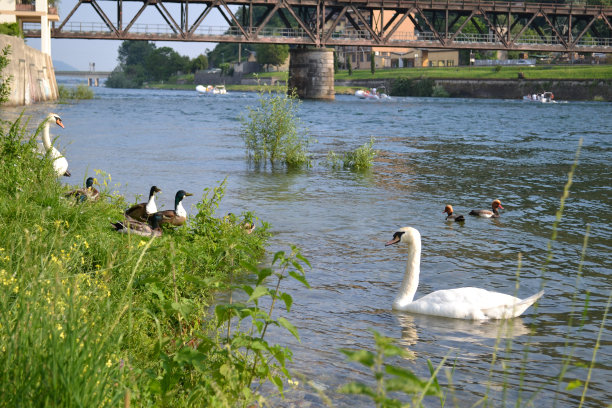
[523,91,556,103]
[355,87,390,100]
[196,84,227,95]
[213,85,227,95]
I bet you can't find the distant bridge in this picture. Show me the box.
[22,0,612,53]
[55,70,111,78]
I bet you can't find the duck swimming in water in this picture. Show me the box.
[469,200,503,218]
[443,205,465,222]
[124,186,162,222]
[37,113,71,177]
[386,226,543,319]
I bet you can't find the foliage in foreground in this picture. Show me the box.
[340,330,444,408]
[240,87,310,168]
[0,114,311,406]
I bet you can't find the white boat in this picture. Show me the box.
[212,85,227,95]
[196,84,227,95]
[523,91,556,103]
[355,87,390,100]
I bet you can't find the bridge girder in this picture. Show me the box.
[24,0,612,53]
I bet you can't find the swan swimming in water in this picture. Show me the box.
[37,113,71,177]
[385,226,543,319]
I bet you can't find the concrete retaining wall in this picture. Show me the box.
[336,77,612,101]
[436,78,612,101]
[0,34,58,106]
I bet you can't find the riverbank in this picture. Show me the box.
[141,64,612,100]
[0,114,284,406]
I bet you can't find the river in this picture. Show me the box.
[2,85,611,407]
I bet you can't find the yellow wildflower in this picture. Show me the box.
[106,359,112,368]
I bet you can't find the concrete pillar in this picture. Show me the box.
[36,0,51,56]
[288,48,334,100]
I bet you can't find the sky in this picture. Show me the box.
[27,0,230,71]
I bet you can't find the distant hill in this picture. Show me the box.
[53,60,78,71]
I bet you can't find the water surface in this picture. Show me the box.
[3,86,611,407]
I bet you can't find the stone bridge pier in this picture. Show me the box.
[288,48,334,100]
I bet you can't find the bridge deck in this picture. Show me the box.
[25,0,612,52]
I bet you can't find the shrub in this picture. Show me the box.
[58,84,94,101]
[494,64,502,72]
[390,77,434,97]
[1,45,12,104]
[0,22,23,37]
[326,137,377,171]
[431,84,450,97]
[240,87,310,168]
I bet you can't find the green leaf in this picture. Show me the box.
[273,251,285,265]
[280,292,293,312]
[278,317,300,341]
[248,285,269,303]
[171,300,195,319]
[386,366,442,396]
[566,379,583,391]
[340,349,375,367]
[288,271,310,288]
[296,253,311,267]
[338,382,377,398]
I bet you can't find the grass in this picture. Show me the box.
[0,113,313,406]
[251,65,612,81]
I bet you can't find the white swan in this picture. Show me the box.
[37,113,70,177]
[385,227,544,320]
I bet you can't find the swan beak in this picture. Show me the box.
[385,237,401,246]
[56,118,64,128]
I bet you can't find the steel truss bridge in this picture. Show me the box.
[24,0,612,52]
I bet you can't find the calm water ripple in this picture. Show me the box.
[2,84,611,407]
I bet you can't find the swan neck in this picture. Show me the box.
[42,121,52,150]
[396,240,421,305]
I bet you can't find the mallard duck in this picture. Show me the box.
[469,200,504,218]
[124,186,162,222]
[111,213,163,237]
[36,113,71,177]
[155,190,193,226]
[443,204,465,222]
[65,177,99,202]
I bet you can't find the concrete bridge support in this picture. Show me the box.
[288,48,334,100]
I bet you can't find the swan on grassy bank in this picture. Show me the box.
[385,226,543,320]
[37,113,71,177]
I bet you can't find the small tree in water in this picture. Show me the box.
[240,87,310,168]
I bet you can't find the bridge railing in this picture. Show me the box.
[27,22,611,48]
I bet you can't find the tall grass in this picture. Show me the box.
[0,114,309,406]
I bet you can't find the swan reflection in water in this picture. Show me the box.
[394,312,532,350]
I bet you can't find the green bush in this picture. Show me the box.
[431,84,450,97]
[240,87,311,168]
[0,22,23,37]
[58,84,94,101]
[1,45,12,104]
[390,77,435,97]
[326,137,377,171]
